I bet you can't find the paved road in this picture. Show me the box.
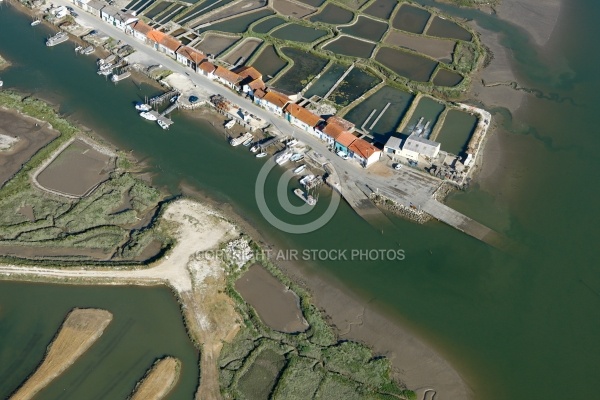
[58,2,501,244]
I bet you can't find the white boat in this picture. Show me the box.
[135,103,152,111]
[31,19,41,27]
[256,152,267,158]
[46,32,68,47]
[82,46,94,55]
[275,151,292,165]
[299,174,315,187]
[0,80,3,88]
[294,188,316,206]
[140,111,158,121]
[250,144,260,153]
[224,119,236,129]
[74,45,82,52]
[230,132,253,147]
[242,138,253,147]
[111,71,131,82]
[290,153,304,162]
[293,164,306,174]
[170,95,178,103]
[286,138,298,147]
[157,119,169,130]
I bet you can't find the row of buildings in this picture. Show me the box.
[68,0,383,168]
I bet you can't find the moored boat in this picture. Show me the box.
[140,111,158,121]
[242,138,253,147]
[250,144,260,153]
[46,32,68,47]
[157,119,169,130]
[82,46,94,55]
[294,188,316,206]
[299,174,315,187]
[293,164,306,174]
[290,153,304,162]
[256,152,267,158]
[135,103,152,111]
[230,132,253,147]
[275,150,292,165]
[31,19,41,27]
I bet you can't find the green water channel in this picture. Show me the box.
[1,2,600,400]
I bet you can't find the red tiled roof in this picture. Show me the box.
[322,123,346,140]
[214,66,242,84]
[335,131,357,148]
[326,115,355,131]
[159,35,182,52]
[234,66,262,81]
[254,88,267,99]
[248,79,266,91]
[130,20,152,35]
[146,29,166,43]
[284,103,321,127]
[349,139,381,159]
[177,46,205,64]
[198,61,216,74]
[262,91,290,108]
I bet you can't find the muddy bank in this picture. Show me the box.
[235,263,308,333]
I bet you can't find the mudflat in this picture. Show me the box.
[0,108,59,187]
[10,308,113,400]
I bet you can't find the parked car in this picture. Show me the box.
[394,163,402,170]
[336,151,349,160]
[71,12,79,17]
[189,95,199,103]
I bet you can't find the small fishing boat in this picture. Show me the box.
[286,138,298,147]
[256,152,267,158]
[294,188,316,206]
[82,46,94,55]
[74,45,82,52]
[31,19,41,27]
[135,103,152,112]
[250,144,260,153]
[140,111,158,121]
[230,132,253,147]
[242,138,253,147]
[293,164,306,174]
[157,119,169,130]
[224,119,236,129]
[275,151,292,165]
[0,80,3,88]
[299,174,315,187]
[169,95,178,103]
[290,153,304,162]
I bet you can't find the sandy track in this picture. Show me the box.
[10,308,113,400]
[130,357,181,400]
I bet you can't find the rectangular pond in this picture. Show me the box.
[363,0,398,20]
[304,63,347,98]
[271,23,328,43]
[329,68,381,107]
[310,3,354,24]
[196,9,274,33]
[322,35,376,59]
[344,86,414,138]
[426,16,473,41]
[250,44,288,80]
[436,109,477,155]
[252,16,287,33]
[339,15,388,42]
[271,47,329,93]
[402,96,446,136]
[392,4,430,34]
[375,47,438,82]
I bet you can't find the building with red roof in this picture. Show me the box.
[176,46,206,71]
[284,103,322,135]
[348,138,382,167]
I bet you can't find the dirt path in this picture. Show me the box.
[130,357,181,400]
[0,199,242,400]
[10,308,113,400]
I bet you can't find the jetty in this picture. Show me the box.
[150,90,179,106]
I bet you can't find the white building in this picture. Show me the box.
[101,6,137,31]
[254,90,290,117]
[383,136,403,159]
[400,134,441,161]
[127,20,152,43]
